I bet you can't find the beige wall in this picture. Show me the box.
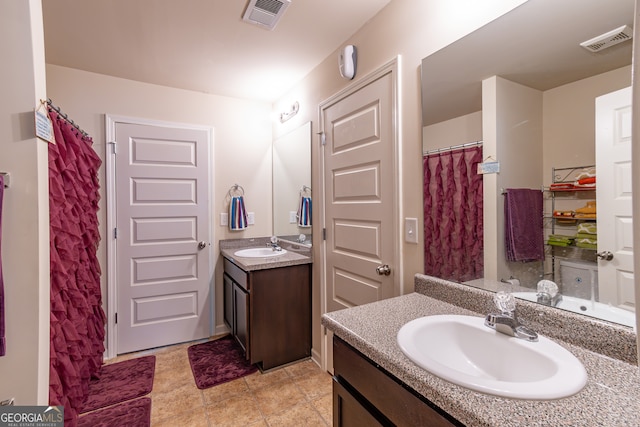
[0,0,50,405]
[46,64,273,343]
[543,65,632,185]
[272,0,528,361]
[1,0,532,400]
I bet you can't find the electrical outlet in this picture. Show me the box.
[247,212,255,225]
[289,211,297,224]
[220,212,228,226]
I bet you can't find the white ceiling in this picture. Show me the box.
[42,0,391,102]
[421,0,634,126]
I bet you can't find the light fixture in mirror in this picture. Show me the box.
[420,0,635,328]
[273,121,312,245]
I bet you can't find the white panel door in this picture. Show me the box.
[596,86,634,311]
[322,69,397,314]
[115,122,212,354]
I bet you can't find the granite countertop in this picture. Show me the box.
[220,237,312,271]
[322,277,640,427]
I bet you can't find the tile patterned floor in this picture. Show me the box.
[108,336,333,426]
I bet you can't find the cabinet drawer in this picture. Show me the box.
[223,257,248,290]
[333,336,460,427]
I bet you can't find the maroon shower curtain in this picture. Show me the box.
[423,146,483,282]
[47,109,105,427]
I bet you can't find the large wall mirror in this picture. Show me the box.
[273,121,312,245]
[421,0,635,328]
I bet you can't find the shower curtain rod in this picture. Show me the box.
[45,98,89,138]
[423,140,482,155]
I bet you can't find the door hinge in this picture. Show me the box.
[107,141,117,154]
[322,228,327,240]
[115,313,118,324]
[318,132,326,146]
[113,228,118,239]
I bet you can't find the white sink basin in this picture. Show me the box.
[234,247,288,258]
[397,315,587,400]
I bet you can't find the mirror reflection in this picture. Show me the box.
[421,0,635,327]
[273,121,312,245]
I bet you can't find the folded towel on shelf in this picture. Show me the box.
[547,240,571,247]
[575,201,596,214]
[229,196,248,231]
[577,222,597,235]
[297,196,312,227]
[574,213,596,219]
[576,232,597,240]
[575,239,597,250]
[550,182,576,191]
[577,176,596,185]
[547,234,575,247]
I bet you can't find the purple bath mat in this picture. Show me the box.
[80,355,155,413]
[188,335,257,389]
[79,397,151,427]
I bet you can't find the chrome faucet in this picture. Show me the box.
[536,280,562,307]
[484,292,538,342]
[537,291,563,307]
[266,236,282,251]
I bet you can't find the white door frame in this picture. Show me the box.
[105,115,214,359]
[318,57,402,371]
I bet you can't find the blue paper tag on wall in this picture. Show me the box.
[35,109,55,143]
[477,161,500,174]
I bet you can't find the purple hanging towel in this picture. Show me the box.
[0,175,5,356]
[504,188,544,262]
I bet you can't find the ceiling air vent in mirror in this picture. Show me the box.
[580,25,633,53]
[242,0,292,30]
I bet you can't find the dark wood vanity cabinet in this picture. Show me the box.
[223,257,311,370]
[333,336,462,427]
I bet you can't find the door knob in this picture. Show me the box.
[376,264,391,276]
[596,251,613,261]
[198,241,208,250]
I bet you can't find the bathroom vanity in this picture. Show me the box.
[323,275,640,427]
[221,238,312,371]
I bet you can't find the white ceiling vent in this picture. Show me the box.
[580,25,633,53]
[242,0,291,30]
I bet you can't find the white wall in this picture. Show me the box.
[0,0,50,405]
[46,64,273,343]
[483,77,543,283]
[422,111,482,152]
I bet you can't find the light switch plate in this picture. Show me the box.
[220,212,228,226]
[405,217,418,243]
[247,212,255,225]
[289,211,297,224]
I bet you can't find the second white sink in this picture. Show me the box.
[234,247,288,258]
[397,314,587,400]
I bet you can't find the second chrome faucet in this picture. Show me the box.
[484,291,538,342]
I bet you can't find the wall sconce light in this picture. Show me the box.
[280,101,299,123]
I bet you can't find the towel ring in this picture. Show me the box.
[227,184,244,198]
[300,185,311,196]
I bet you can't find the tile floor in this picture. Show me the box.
[108,335,334,426]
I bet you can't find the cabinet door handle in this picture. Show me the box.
[376,264,391,276]
[596,251,613,261]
